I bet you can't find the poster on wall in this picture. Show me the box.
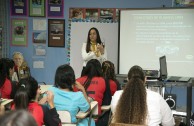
[29,0,45,17]
[47,0,64,17]
[69,8,84,19]
[11,18,28,46]
[33,19,47,31]
[69,8,118,22]
[33,31,46,44]
[48,19,65,47]
[173,0,194,6]
[10,0,28,16]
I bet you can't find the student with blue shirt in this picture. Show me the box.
[48,64,95,126]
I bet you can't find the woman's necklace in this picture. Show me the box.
[90,41,96,52]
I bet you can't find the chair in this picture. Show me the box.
[101,105,111,116]
[93,105,111,126]
[58,110,77,126]
[109,123,147,126]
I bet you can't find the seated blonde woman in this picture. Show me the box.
[12,52,30,82]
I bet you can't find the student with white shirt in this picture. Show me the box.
[110,65,175,126]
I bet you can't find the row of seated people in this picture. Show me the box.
[0,52,30,99]
[0,58,121,126]
[1,54,175,126]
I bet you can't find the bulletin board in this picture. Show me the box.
[70,22,118,78]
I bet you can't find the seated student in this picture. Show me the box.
[0,110,37,126]
[13,76,61,126]
[75,59,111,126]
[102,60,121,96]
[110,65,175,126]
[0,58,12,99]
[5,59,18,99]
[12,52,30,82]
[47,64,95,126]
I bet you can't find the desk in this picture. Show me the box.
[40,85,52,93]
[77,101,98,126]
[76,101,98,119]
[147,80,194,126]
[0,99,13,106]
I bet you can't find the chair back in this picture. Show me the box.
[57,110,76,126]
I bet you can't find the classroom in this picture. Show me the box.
[0,0,194,126]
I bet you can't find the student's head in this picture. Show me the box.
[5,59,15,78]
[128,65,145,81]
[114,65,147,125]
[14,76,40,109]
[0,58,7,87]
[0,110,37,126]
[82,59,102,90]
[13,52,24,67]
[102,60,115,80]
[83,59,102,78]
[0,58,14,87]
[86,27,102,52]
[54,64,75,91]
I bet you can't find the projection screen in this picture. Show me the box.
[119,8,194,77]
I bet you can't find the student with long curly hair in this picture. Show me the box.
[111,65,175,125]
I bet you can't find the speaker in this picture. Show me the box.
[164,94,177,110]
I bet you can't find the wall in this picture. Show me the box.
[9,0,172,84]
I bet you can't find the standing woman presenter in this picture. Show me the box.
[81,27,107,76]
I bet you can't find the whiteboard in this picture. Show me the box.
[70,22,118,78]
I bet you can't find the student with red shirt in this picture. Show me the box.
[75,59,111,126]
[13,76,61,126]
[102,61,121,96]
[0,58,12,99]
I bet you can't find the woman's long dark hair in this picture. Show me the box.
[6,59,15,80]
[54,64,75,91]
[14,76,38,109]
[86,27,102,53]
[82,59,103,90]
[0,58,7,88]
[114,65,147,125]
[0,58,15,87]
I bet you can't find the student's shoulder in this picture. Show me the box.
[146,89,163,100]
[114,90,123,95]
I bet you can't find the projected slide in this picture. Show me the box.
[119,8,194,77]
